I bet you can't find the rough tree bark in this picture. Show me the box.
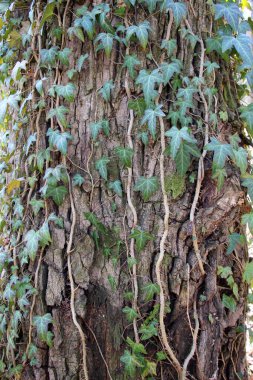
[12,1,248,380]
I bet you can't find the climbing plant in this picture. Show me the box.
[0,0,252,379]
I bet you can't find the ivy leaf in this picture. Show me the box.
[108,180,123,196]
[68,26,85,42]
[126,337,147,355]
[205,137,233,168]
[76,53,89,72]
[222,294,236,312]
[0,99,7,123]
[47,128,72,155]
[142,282,160,301]
[122,306,138,322]
[212,167,227,191]
[139,322,158,340]
[40,47,58,66]
[47,106,69,128]
[214,3,241,31]
[45,185,68,206]
[159,59,182,84]
[204,61,220,75]
[128,98,146,116]
[40,2,56,29]
[120,350,143,378]
[165,126,197,159]
[115,146,134,168]
[95,157,110,180]
[130,228,153,252]
[25,230,39,260]
[11,60,27,80]
[33,313,53,344]
[29,199,44,216]
[134,176,159,201]
[206,36,222,54]
[98,80,114,102]
[243,261,253,284]
[233,34,253,68]
[242,212,253,234]
[95,33,114,57]
[3,284,15,301]
[80,14,95,39]
[233,147,247,174]
[72,173,84,187]
[161,38,177,57]
[35,79,44,96]
[240,103,253,135]
[174,141,200,175]
[54,83,76,102]
[227,233,245,255]
[241,177,253,201]
[38,222,52,247]
[141,104,165,139]
[163,0,187,27]
[123,55,141,79]
[140,0,161,13]
[136,69,163,105]
[89,119,110,140]
[177,86,198,105]
[57,48,71,66]
[126,21,151,49]
[48,213,64,228]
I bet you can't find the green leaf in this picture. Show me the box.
[165,126,197,159]
[68,26,85,42]
[89,119,110,140]
[126,337,147,355]
[142,361,157,377]
[58,48,71,66]
[47,128,72,155]
[122,306,138,322]
[123,55,141,79]
[233,147,247,174]
[29,199,44,216]
[3,284,15,301]
[80,14,95,39]
[47,106,69,128]
[139,322,158,340]
[214,3,241,31]
[45,185,68,206]
[130,228,153,252]
[141,0,161,13]
[120,350,143,378]
[227,233,245,255]
[0,99,7,123]
[212,166,226,191]
[76,53,89,72]
[33,313,53,344]
[25,230,39,260]
[95,33,114,57]
[222,294,236,312]
[40,2,56,29]
[115,146,134,168]
[242,212,253,234]
[159,59,182,84]
[141,104,165,139]
[136,69,163,105]
[126,21,151,49]
[240,103,253,135]
[161,38,177,57]
[142,282,160,301]
[73,173,85,186]
[98,80,114,102]
[243,261,253,284]
[204,61,220,75]
[40,47,58,66]
[48,213,64,228]
[128,98,146,116]
[38,222,52,247]
[134,176,159,201]
[35,79,44,96]
[205,137,233,168]
[54,83,76,102]
[164,1,187,27]
[241,176,253,201]
[108,180,123,196]
[95,157,110,180]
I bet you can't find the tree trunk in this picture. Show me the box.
[0,1,249,380]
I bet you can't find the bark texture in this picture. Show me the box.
[19,1,248,379]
